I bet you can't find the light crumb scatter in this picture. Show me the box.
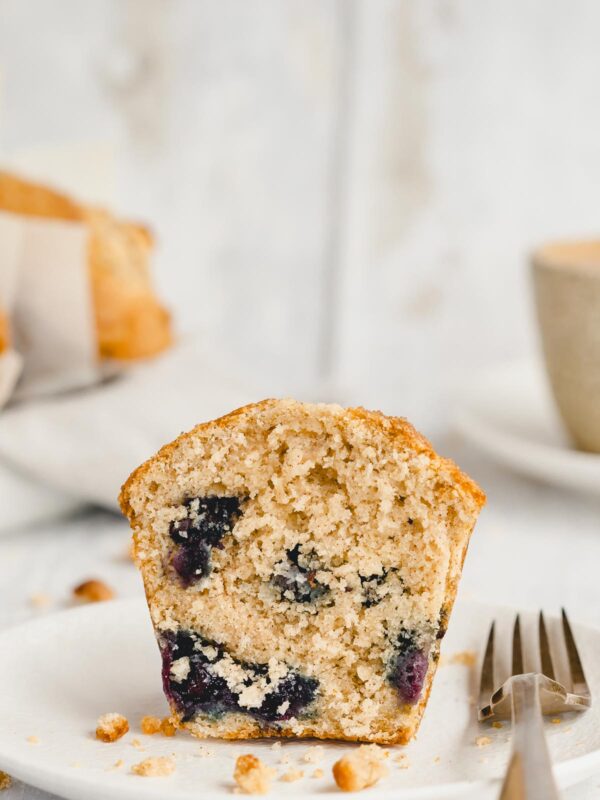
[333,745,389,792]
[26,736,39,744]
[475,736,492,748]
[303,745,324,763]
[130,738,144,750]
[279,753,290,764]
[112,760,124,770]
[491,721,503,729]
[73,579,115,603]
[394,754,410,770]
[29,593,52,609]
[131,756,175,777]
[433,756,441,763]
[280,769,304,782]
[95,713,129,743]
[0,771,11,790]
[233,754,276,795]
[312,768,324,778]
[198,746,215,758]
[551,718,561,725]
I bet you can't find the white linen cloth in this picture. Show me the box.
[0,338,269,532]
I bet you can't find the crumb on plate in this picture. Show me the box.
[332,744,389,792]
[312,768,324,779]
[280,769,304,782]
[140,714,176,736]
[441,650,477,667]
[26,736,39,745]
[475,736,492,748]
[551,718,561,724]
[0,771,11,791]
[491,721,503,729]
[29,593,52,609]
[95,713,129,743]
[73,579,115,603]
[234,754,276,795]
[131,756,175,777]
[303,745,324,763]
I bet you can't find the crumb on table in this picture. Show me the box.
[131,756,176,777]
[332,744,389,792]
[234,754,276,795]
[95,713,129,743]
[475,736,492,748]
[0,771,11,791]
[73,579,115,603]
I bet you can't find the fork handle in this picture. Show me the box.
[499,674,560,800]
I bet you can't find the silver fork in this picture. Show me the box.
[478,610,592,799]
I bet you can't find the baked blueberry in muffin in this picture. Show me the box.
[120,399,484,744]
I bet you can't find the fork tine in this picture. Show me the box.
[562,608,591,697]
[479,621,495,707]
[512,615,524,675]
[539,611,556,680]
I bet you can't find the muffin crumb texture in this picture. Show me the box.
[233,754,276,795]
[120,399,484,744]
[333,745,389,792]
[95,713,129,743]
[131,756,176,777]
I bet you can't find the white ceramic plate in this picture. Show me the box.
[455,360,600,495]
[0,598,599,800]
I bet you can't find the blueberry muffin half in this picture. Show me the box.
[120,399,485,744]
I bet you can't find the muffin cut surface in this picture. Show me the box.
[120,399,485,744]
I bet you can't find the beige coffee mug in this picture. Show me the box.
[532,240,600,453]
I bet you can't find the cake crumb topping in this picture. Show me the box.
[131,756,175,777]
[74,579,115,603]
[95,713,129,743]
[332,745,389,792]
[233,754,276,795]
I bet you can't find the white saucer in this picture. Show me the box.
[0,598,599,799]
[455,360,600,494]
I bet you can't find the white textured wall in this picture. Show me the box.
[1,0,600,430]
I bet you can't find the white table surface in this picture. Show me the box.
[1,444,599,799]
